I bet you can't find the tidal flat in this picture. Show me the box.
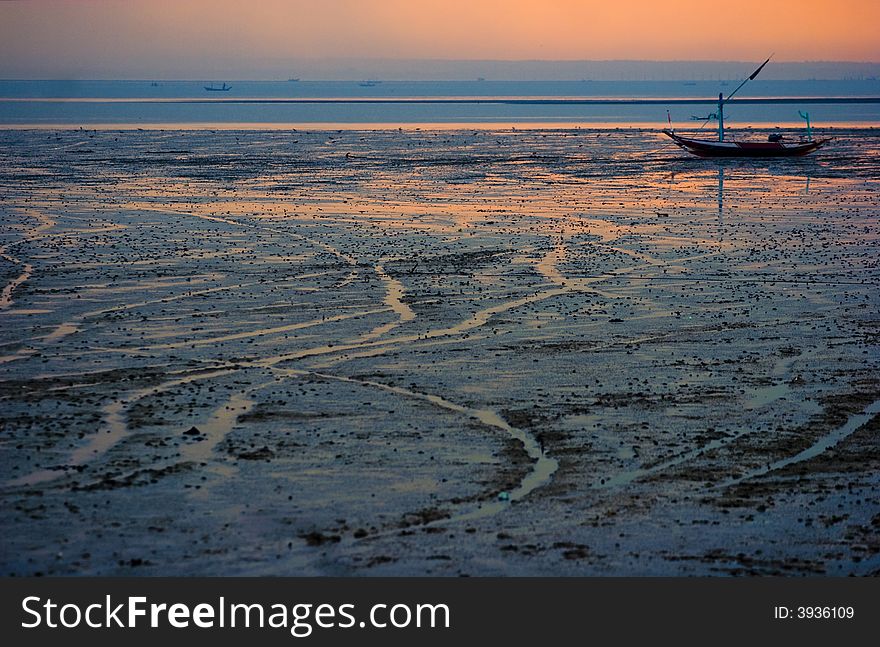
[0,127,878,575]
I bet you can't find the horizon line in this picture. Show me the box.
[3,77,879,83]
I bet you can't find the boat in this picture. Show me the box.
[204,83,231,92]
[664,57,830,158]
[663,129,830,157]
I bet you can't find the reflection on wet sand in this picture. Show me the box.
[712,164,813,220]
[0,127,878,576]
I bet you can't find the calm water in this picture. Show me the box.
[1,79,878,127]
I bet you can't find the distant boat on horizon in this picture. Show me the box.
[204,83,231,92]
[288,78,300,82]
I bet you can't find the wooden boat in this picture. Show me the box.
[663,129,830,157]
[665,57,830,158]
[204,83,231,92]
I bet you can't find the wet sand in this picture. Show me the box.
[0,126,878,575]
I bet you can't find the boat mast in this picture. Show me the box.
[799,110,812,141]
[717,55,771,143]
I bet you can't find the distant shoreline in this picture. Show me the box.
[3,59,880,82]
[2,122,877,131]
[4,96,878,105]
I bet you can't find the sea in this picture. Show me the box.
[0,79,878,129]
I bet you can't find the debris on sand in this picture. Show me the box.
[237,446,275,461]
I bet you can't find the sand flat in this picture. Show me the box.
[0,127,878,575]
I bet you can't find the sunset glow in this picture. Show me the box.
[1,0,878,79]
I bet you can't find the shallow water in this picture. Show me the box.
[1,79,878,126]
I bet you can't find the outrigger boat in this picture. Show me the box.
[663,57,831,158]
[663,129,829,157]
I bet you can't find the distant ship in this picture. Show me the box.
[204,83,231,92]
[358,80,379,87]
[288,78,300,82]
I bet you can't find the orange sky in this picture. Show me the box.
[1,0,878,78]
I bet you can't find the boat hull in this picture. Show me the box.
[663,129,829,158]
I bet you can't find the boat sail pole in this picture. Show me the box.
[799,110,812,141]
[717,55,772,142]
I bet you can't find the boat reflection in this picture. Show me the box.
[712,164,811,218]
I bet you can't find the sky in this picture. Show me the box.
[1,0,878,79]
